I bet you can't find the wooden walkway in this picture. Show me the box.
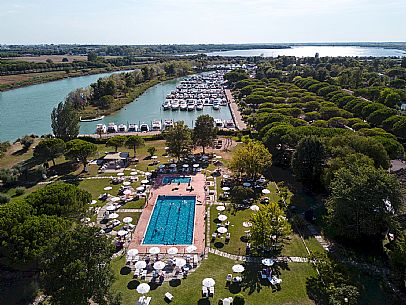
[225,89,247,130]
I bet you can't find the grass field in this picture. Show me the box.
[1,55,88,63]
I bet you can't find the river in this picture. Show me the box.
[205,46,406,57]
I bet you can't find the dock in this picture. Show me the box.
[225,89,247,130]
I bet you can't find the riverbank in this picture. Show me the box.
[0,66,137,92]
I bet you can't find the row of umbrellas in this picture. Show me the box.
[127,245,197,257]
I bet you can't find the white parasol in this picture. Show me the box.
[141,179,149,184]
[123,216,133,223]
[149,247,160,254]
[217,226,228,234]
[262,189,271,194]
[222,187,230,191]
[218,214,228,222]
[130,171,138,176]
[167,247,179,255]
[90,200,97,204]
[136,283,150,294]
[127,248,139,257]
[185,245,197,253]
[193,164,200,168]
[134,260,147,269]
[182,164,189,168]
[216,206,226,211]
[117,172,124,176]
[145,172,152,177]
[123,181,131,186]
[202,278,216,287]
[108,213,119,219]
[106,205,116,211]
[117,230,128,237]
[153,261,166,270]
[104,186,112,191]
[232,264,245,273]
[175,257,187,267]
[136,186,145,191]
[110,196,120,202]
[250,205,260,211]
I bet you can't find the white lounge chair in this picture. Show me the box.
[164,292,174,302]
[134,269,140,277]
[209,286,215,296]
[144,296,151,305]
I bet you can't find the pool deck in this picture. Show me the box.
[129,173,206,255]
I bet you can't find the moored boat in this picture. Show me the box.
[128,124,138,132]
[117,124,127,132]
[107,123,117,133]
[151,120,162,131]
[140,123,150,132]
[96,124,107,134]
[163,119,174,129]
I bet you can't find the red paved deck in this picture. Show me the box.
[128,173,207,255]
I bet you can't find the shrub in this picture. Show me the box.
[233,294,245,305]
[0,193,10,204]
[15,187,26,196]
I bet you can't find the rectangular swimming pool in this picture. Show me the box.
[162,176,191,184]
[143,195,195,245]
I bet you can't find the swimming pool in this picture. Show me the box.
[162,176,191,184]
[143,195,195,245]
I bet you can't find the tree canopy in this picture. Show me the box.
[65,139,97,169]
[193,115,217,154]
[164,121,193,161]
[34,138,66,166]
[51,101,79,141]
[106,135,126,152]
[125,135,145,157]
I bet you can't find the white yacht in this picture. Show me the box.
[107,123,117,133]
[171,100,179,110]
[180,100,188,111]
[213,101,220,110]
[187,100,195,111]
[96,124,107,134]
[117,124,127,133]
[151,120,162,131]
[162,100,171,110]
[214,119,224,128]
[128,124,138,132]
[196,100,204,111]
[139,123,150,132]
[163,119,174,129]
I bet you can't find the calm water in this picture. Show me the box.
[206,46,406,57]
[0,71,127,141]
[79,77,232,134]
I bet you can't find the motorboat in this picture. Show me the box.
[171,100,179,110]
[117,124,127,132]
[224,120,235,129]
[128,124,138,132]
[214,119,224,128]
[96,124,107,134]
[162,100,171,110]
[180,100,188,111]
[196,101,204,111]
[163,119,174,129]
[139,123,150,132]
[213,101,220,110]
[151,120,162,131]
[107,123,117,133]
[187,100,195,111]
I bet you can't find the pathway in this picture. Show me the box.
[225,89,247,130]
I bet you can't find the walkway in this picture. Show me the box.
[225,89,247,130]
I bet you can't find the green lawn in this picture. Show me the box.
[111,253,316,305]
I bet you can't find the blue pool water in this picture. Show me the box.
[162,176,191,184]
[143,195,195,245]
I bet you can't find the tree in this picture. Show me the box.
[230,141,272,179]
[20,135,34,150]
[106,136,126,152]
[230,186,255,208]
[0,167,20,186]
[87,51,97,62]
[125,135,145,157]
[291,136,326,188]
[34,138,66,166]
[327,164,402,243]
[65,139,97,169]
[193,115,217,154]
[388,230,406,291]
[164,121,193,161]
[41,226,121,305]
[147,146,156,157]
[250,203,291,252]
[51,101,80,141]
[24,183,91,218]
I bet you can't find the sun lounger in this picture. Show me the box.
[202,287,209,297]
[211,232,216,241]
[193,254,198,267]
[136,296,145,305]
[144,296,151,305]
[141,269,147,279]
[209,286,215,296]
[134,268,140,277]
[164,292,174,302]
[226,273,232,282]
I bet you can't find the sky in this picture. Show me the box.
[1,0,405,44]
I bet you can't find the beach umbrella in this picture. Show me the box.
[182,164,189,168]
[218,214,228,222]
[90,200,97,205]
[216,155,222,159]
[175,257,187,267]
[141,179,149,184]
[185,245,197,253]
[136,186,145,191]
[216,206,226,211]
[111,196,121,202]
[243,221,252,228]
[262,258,274,266]
[123,189,132,195]
[170,163,177,168]
[130,171,137,176]
[136,283,150,294]
[123,216,133,224]
[222,187,230,191]
[222,174,230,179]
[134,260,147,269]
[217,226,227,234]
[159,164,165,169]
[145,172,152,177]
[108,213,119,219]
[232,264,245,273]
[117,230,128,237]
[151,156,158,159]
[153,261,166,270]
[149,247,160,254]
[117,172,124,176]
[250,205,260,211]
[258,178,266,183]
[243,182,251,187]
[127,249,139,257]
[106,205,116,211]
[167,247,178,255]
[165,146,170,150]
[123,181,131,186]
[104,186,112,191]
[193,163,200,168]
[202,278,215,287]
[262,189,271,194]
[223,297,233,305]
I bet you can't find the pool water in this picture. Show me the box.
[143,195,195,245]
[162,176,191,184]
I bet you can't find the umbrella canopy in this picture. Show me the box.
[165,146,170,150]
[182,164,189,168]
[217,226,228,234]
[123,216,133,224]
[167,247,178,255]
[222,174,230,179]
[243,182,251,187]
[170,163,177,168]
[104,186,112,191]
[136,283,150,294]
[117,172,125,176]
[243,221,252,228]
[223,297,233,305]
[123,189,132,195]
[90,200,97,204]
[106,205,116,211]
[153,261,166,270]
[262,189,271,194]
[151,156,158,159]
[149,247,160,254]
[134,260,147,269]
[232,264,245,273]
[108,213,119,219]
[145,172,152,176]
[185,245,197,253]
[250,205,260,211]
[159,164,166,169]
[216,206,226,211]
[117,230,128,237]
[136,186,145,191]
[110,196,120,202]
[175,257,187,267]
[141,179,149,184]
[262,258,274,266]
[123,181,131,186]
[216,155,222,159]
[130,171,137,176]
[193,163,200,168]
[202,278,216,287]
[218,214,228,222]
[222,187,230,191]
[127,249,139,257]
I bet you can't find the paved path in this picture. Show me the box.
[225,89,247,130]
